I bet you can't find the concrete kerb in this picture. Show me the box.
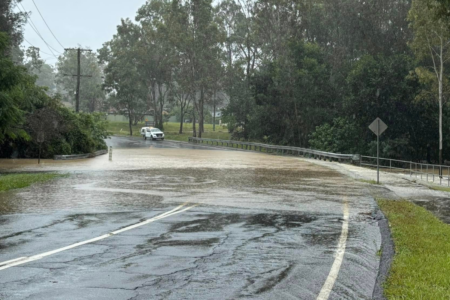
[54,149,108,161]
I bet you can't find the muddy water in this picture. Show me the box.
[0,140,364,215]
[0,147,337,171]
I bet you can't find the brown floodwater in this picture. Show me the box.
[0,141,370,215]
[0,148,338,172]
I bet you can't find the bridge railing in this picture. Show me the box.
[361,155,450,186]
[188,137,450,186]
[188,137,357,163]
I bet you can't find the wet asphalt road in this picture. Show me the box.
[0,137,381,299]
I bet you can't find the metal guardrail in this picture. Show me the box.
[188,137,358,163]
[361,155,450,186]
[189,137,450,187]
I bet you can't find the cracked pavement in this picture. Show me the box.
[0,137,382,299]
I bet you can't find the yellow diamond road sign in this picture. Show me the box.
[369,118,388,136]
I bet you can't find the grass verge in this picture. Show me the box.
[0,173,64,192]
[358,179,380,185]
[377,199,450,299]
[429,185,450,193]
[164,131,231,142]
[107,121,229,138]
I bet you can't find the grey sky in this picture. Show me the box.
[17,0,146,64]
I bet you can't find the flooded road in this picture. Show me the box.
[0,136,381,299]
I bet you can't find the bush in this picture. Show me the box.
[309,117,363,154]
[0,107,109,158]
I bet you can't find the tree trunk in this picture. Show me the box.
[192,111,196,137]
[179,106,184,134]
[128,108,133,136]
[213,91,216,132]
[157,84,165,130]
[151,86,158,127]
[439,42,444,176]
[199,87,204,138]
[38,144,41,164]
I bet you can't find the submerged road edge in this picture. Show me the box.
[372,207,394,300]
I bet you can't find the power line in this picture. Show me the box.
[23,38,56,57]
[14,0,62,56]
[19,1,62,54]
[31,0,65,49]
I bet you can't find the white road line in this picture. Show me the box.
[316,200,349,300]
[0,204,196,271]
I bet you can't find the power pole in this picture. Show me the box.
[64,48,93,112]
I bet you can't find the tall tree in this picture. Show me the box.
[0,0,26,61]
[99,20,148,135]
[409,0,450,165]
[24,46,56,94]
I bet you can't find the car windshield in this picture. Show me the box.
[151,128,160,132]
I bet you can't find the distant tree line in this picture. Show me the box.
[99,0,449,162]
[3,0,450,163]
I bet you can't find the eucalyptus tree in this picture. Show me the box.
[24,47,56,94]
[409,0,450,165]
[99,19,147,136]
[217,0,259,137]
[136,0,180,130]
[179,0,224,136]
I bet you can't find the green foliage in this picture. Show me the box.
[57,110,108,155]
[0,32,47,142]
[247,40,335,145]
[309,118,362,154]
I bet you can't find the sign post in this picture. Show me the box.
[369,118,388,184]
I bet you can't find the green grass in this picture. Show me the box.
[164,131,231,142]
[107,121,230,140]
[429,185,450,193]
[377,199,450,299]
[0,173,64,192]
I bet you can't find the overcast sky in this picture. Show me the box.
[16,0,146,64]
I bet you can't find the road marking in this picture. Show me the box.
[316,200,349,300]
[0,203,196,271]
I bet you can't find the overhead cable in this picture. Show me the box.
[14,0,62,57]
[31,0,65,49]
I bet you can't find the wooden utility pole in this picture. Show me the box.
[64,48,93,112]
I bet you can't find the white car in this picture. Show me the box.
[140,127,152,138]
[142,127,164,140]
